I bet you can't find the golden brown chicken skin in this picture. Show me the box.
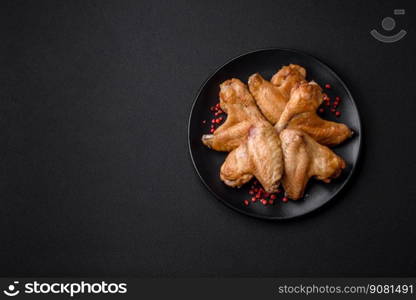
[201,78,266,152]
[200,79,283,193]
[270,64,307,93]
[280,129,346,200]
[248,64,306,124]
[275,81,322,132]
[221,125,283,193]
[276,81,352,146]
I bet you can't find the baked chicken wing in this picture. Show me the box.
[201,78,283,192]
[280,129,346,200]
[221,125,283,193]
[276,81,352,146]
[248,64,306,124]
[201,78,266,152]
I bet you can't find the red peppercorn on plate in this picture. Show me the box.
[188,48,361,220]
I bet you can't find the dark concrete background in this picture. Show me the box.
[1,0,415,276]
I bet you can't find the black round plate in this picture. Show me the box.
[188,48,361,220]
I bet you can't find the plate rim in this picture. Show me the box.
[187,47,362,220]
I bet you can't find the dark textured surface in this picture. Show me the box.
[1,0,415,277]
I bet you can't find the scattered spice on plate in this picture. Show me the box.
[205,102,225,132]
[243,180,286,206]
[319,87,344,117]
